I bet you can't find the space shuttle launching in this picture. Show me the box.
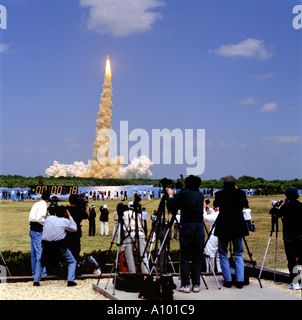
[88,55,122,178]
[45,55,153,179]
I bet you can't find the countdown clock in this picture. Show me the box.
[30,185,78,196]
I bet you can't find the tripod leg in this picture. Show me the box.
[112,226,122,295]
[200,273,208,290]
[167,250,176,274]
[274,231,278,283]
[207,255,221,289]
[258,235,272,281]
[243,237,262,288]
[0,251,11,277]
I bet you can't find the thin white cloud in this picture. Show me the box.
[250,73,274,81]
[79,0,165,36]
[213,38,274,60]
[238,97,258,105]
[262,136,302,144]
[259,102,278,113]
[0,43,9,53]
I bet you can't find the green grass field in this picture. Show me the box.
[0,194,289,270]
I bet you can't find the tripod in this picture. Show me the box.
[0,251,11,277]
[258,212,279,283]
[147,185,209,290]
[102,200,149,295]
[243,237,262,288]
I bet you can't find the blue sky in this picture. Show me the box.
[0,0,301,180]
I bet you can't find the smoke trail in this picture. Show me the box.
[86,55,123,178]
[45,55,153,179]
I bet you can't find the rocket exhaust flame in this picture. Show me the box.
[105,55,111,77]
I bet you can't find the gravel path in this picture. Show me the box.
[0,278,109,300]
[1,278,300,300]
[250,278,301,298]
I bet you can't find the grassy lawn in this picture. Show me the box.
[0,194,288,270]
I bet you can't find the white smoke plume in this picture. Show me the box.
[45,160,91,178]
[46,156,153,179]
[119,155,153,179]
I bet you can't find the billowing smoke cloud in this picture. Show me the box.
[45,56,153,180]
[46,156,153,179]
[119,155,153,179]
[45,160,91,178]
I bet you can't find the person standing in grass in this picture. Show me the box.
[28,190,50,276]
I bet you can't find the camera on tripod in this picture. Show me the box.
[48,196,60,215]
[271,200,283,208]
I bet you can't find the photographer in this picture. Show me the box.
[65,194,89,262]
[271,187,302,290]
[122,201,149,274]
[99,204,110,236]
[33,206,78,287]
[167,175,204,293]
[213,175,249,288]
[203,204,221,273]
[88,206,96,236]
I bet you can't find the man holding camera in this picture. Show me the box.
[33,206,78,287]
[65,194,89,263]
[213,175,249,288]
[167,175,204,293]
[272,187,302,290]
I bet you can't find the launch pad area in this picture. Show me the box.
[92,274,300,301]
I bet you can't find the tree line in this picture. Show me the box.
[0,174,301,194]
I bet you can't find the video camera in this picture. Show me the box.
[271,200,283,208]
[246,221,256,232]
[48,196,60,215]
[76,193,88,209]
[116,194,142,219]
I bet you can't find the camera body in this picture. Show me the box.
[246,221,256,232]
[76,193,88,209]
[48,196,60,215]
[271,200,283,208]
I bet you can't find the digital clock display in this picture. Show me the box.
[30,185,78,195]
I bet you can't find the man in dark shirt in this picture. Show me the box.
[213,175,249,288]
[65,194,89,262]
[272,187,302,290]
[167,175,204,293]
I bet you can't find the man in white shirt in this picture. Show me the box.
[203,205,221,273]
[33,206,78,286]
[122,202,149,274]
[29,190,50,276]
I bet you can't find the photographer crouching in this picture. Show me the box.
[270,187,302,290]
[33,206,78,287]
